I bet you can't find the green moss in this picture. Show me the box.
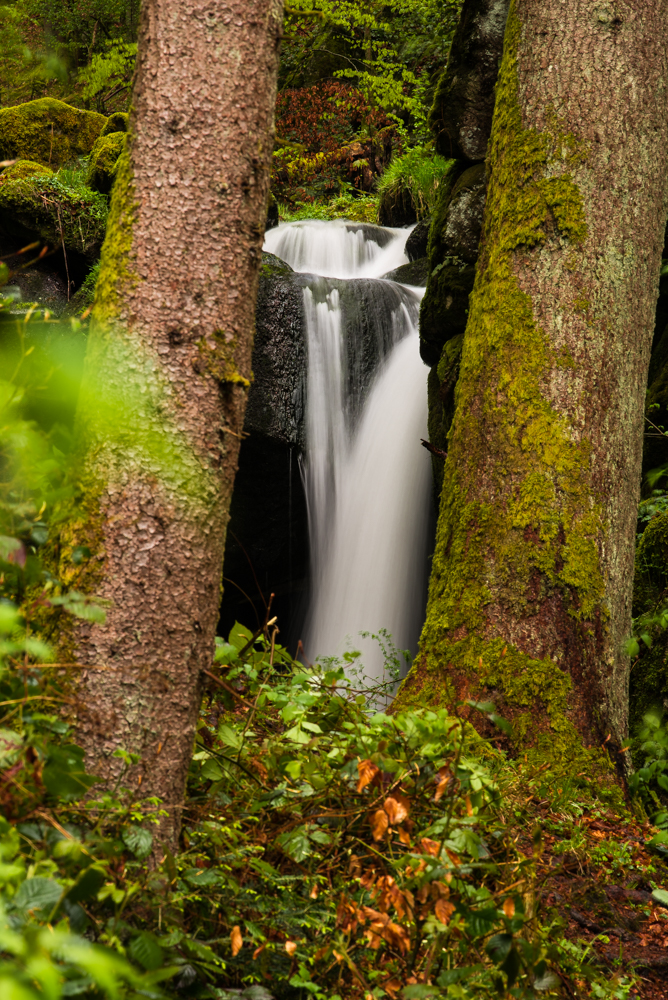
[101,112,129,137]
[0,99,105,168]
[0,173,108,260]
[396,1,609,768]
[86,132,125,195]
[91,142,138,325]
[0,160,53,184]
[197,331,252,388]
[427,334,463,496]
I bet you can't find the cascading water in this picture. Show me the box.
[263,220,432,683]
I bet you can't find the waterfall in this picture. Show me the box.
[263,220,432,683]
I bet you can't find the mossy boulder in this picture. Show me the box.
[86,131,125,195]
[428,0,510,162]
[0,172,108,279]
[427,334,463,496]
[0,160,53,184]
[101,112,129,137]
[0,99,106,168]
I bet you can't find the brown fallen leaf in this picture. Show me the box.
[503,898,515,919]
[370,808,389,841]
[434,898,455,924]
[384,791,410,825]
[285,940,297,956]
[252,944,265,960]
[310,884,319,899]
[231,925,243,957]
[357,758,380,792]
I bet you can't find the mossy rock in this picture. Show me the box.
[0,173,108,275]
[0,99,106,168]
[101,112,129,137]
[0,160,53,185]
[86,132,125,195]
[405,219,430,262]
[419,259,476,366]
[428,163,486,265]
[378,184,417,228]
[428,0,510,162]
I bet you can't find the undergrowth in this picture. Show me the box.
[0,267,666,1000]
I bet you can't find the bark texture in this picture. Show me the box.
[397,0,668,773]
[63,0,283,845]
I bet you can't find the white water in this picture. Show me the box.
[264,219,411,279]
[263,220,432,683]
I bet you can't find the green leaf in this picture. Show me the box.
[534,971,561,991]
[183,868,223,887]
[43,745,98,801]
[485,932,513,965]
[214,639,239,664]
[201,758,224,782]
[122,826,153,861]
[67,865,106,904]
[129,931,164,971]
[652,888,668,906]
[277,827,311,862]
[11,877,62,916]
[218,723,242,750]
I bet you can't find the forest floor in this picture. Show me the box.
[523,806,668,998]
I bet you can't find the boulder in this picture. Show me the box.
[86,131,125,195]
[382,257,429,287]
[0,169,108,283]
[428,0,509,162]
[0,99,106,168]
[378,184,417,228]
[405,219,430,262]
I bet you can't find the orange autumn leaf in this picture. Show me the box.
[398,825,412,846]
[357,758,380,792]
[370,808,389,841]
[383,791,410,825]
[434,897,455,924]
[434,766,451,803]
[420,837,441,857]
[231,925,243,957]
[310,884,319,899]
[252,944,265,960]
[465,794,473,817]
[503,898,516,919]
[445,847,461,866]
[285,940,297,956]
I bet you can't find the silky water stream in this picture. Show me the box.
[263,220,433,684]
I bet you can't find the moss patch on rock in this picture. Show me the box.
[87,132,125,195]
[0,172,108,265]
[0,99,106,168]
[101,112,129,137]
[0,160,53,184]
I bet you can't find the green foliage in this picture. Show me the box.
[377,145,453,220]
[282,1,463,142]
[0,99,106,169]
[279,193,379,223]
[78,41,136,115]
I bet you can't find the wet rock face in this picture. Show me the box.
[246,252,307,448]
[405,219,430,262]
[440,164,486,263]
[428,0,509,163]
[382,258,429,287]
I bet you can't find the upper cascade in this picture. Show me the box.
[263,219,412,279]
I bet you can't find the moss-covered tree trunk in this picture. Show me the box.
[397,0,668,770]
[65,0,283,846]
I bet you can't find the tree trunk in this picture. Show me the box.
[64,0,283,847]
[396,0,668,772]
